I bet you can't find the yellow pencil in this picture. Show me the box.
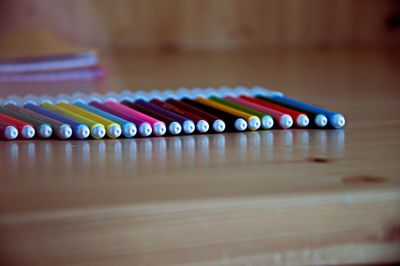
[195,97,261,130]
[42,102,106,139]
[57,102,121,139]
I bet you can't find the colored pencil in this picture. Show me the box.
[0,122,18,140]
[0,105,52,138]
[165,98,226,133]
[239,95,309,128]
[150,99,210,133]
[116,100,167,137]
[270,95,345,129]
[74,102,137,138]
[105,101,166,137]
[195,97,261,131]
[180,98,247,132]
[6,104,72,139]
[0,112,35,139]
[57,102,122,139]
[225,96,293,129]
[24,103,90,140]
[209,96,274,129]
[0,87,346,142]
[120,100,181,135]
[135,99,195,134]
[89,101,152,137]
[42,102,106,139]
[256,95,328,128]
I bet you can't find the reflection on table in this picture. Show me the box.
[1,130,345,180]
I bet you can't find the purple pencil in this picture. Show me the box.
[135,99,195,134]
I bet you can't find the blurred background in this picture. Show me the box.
[1,0,400,49]
[0,0,399,95]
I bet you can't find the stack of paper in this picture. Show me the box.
[0,29,106,83]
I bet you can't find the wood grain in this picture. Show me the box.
[0,0,399,50]
[0,48,400,265]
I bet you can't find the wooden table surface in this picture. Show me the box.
[0,49,399,265]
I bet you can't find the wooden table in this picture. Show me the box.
[0,49,399,265]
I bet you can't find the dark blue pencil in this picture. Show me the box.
[270,95,345,128]
[256,95,329,128]
[24,103,90,139]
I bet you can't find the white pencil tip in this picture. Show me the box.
[234,118,247,131]
[262,116,274,129]
[108,125,122,138]
[39,125,53,138]
[76,125,90,139]
[331,114,345,129]
[213,119,226,132]
[248,117,261,130]
[153,122,166,136]
[123,123,137,138]
[196,120,209,133]
[315,114,328,127]
[279,115,293,129]
[92,125,106,139]
[58,125,73,139]
[296,114,309,127]
[22,125,35,139]
[168,122,182,135]
[183,120,195,134]
[139,123,152,137]
[4,126,18,140]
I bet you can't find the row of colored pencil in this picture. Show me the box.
[0,87,345,140]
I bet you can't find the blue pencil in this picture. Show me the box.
[74,101,137,138]
[270,95,345,129]
[24,103,90,139]
[256,96,328,128]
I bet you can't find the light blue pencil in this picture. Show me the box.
[74,101,137,138]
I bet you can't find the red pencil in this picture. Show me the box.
[239,95,309,127]
[225,96,293,129]
[0,112,35,139]
[0,121,18,140]
[150,99,210,133]
[165,98,226,132]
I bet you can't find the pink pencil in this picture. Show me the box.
[105,100,166,136]
[225,96,293,129]
[90,101,151,137]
